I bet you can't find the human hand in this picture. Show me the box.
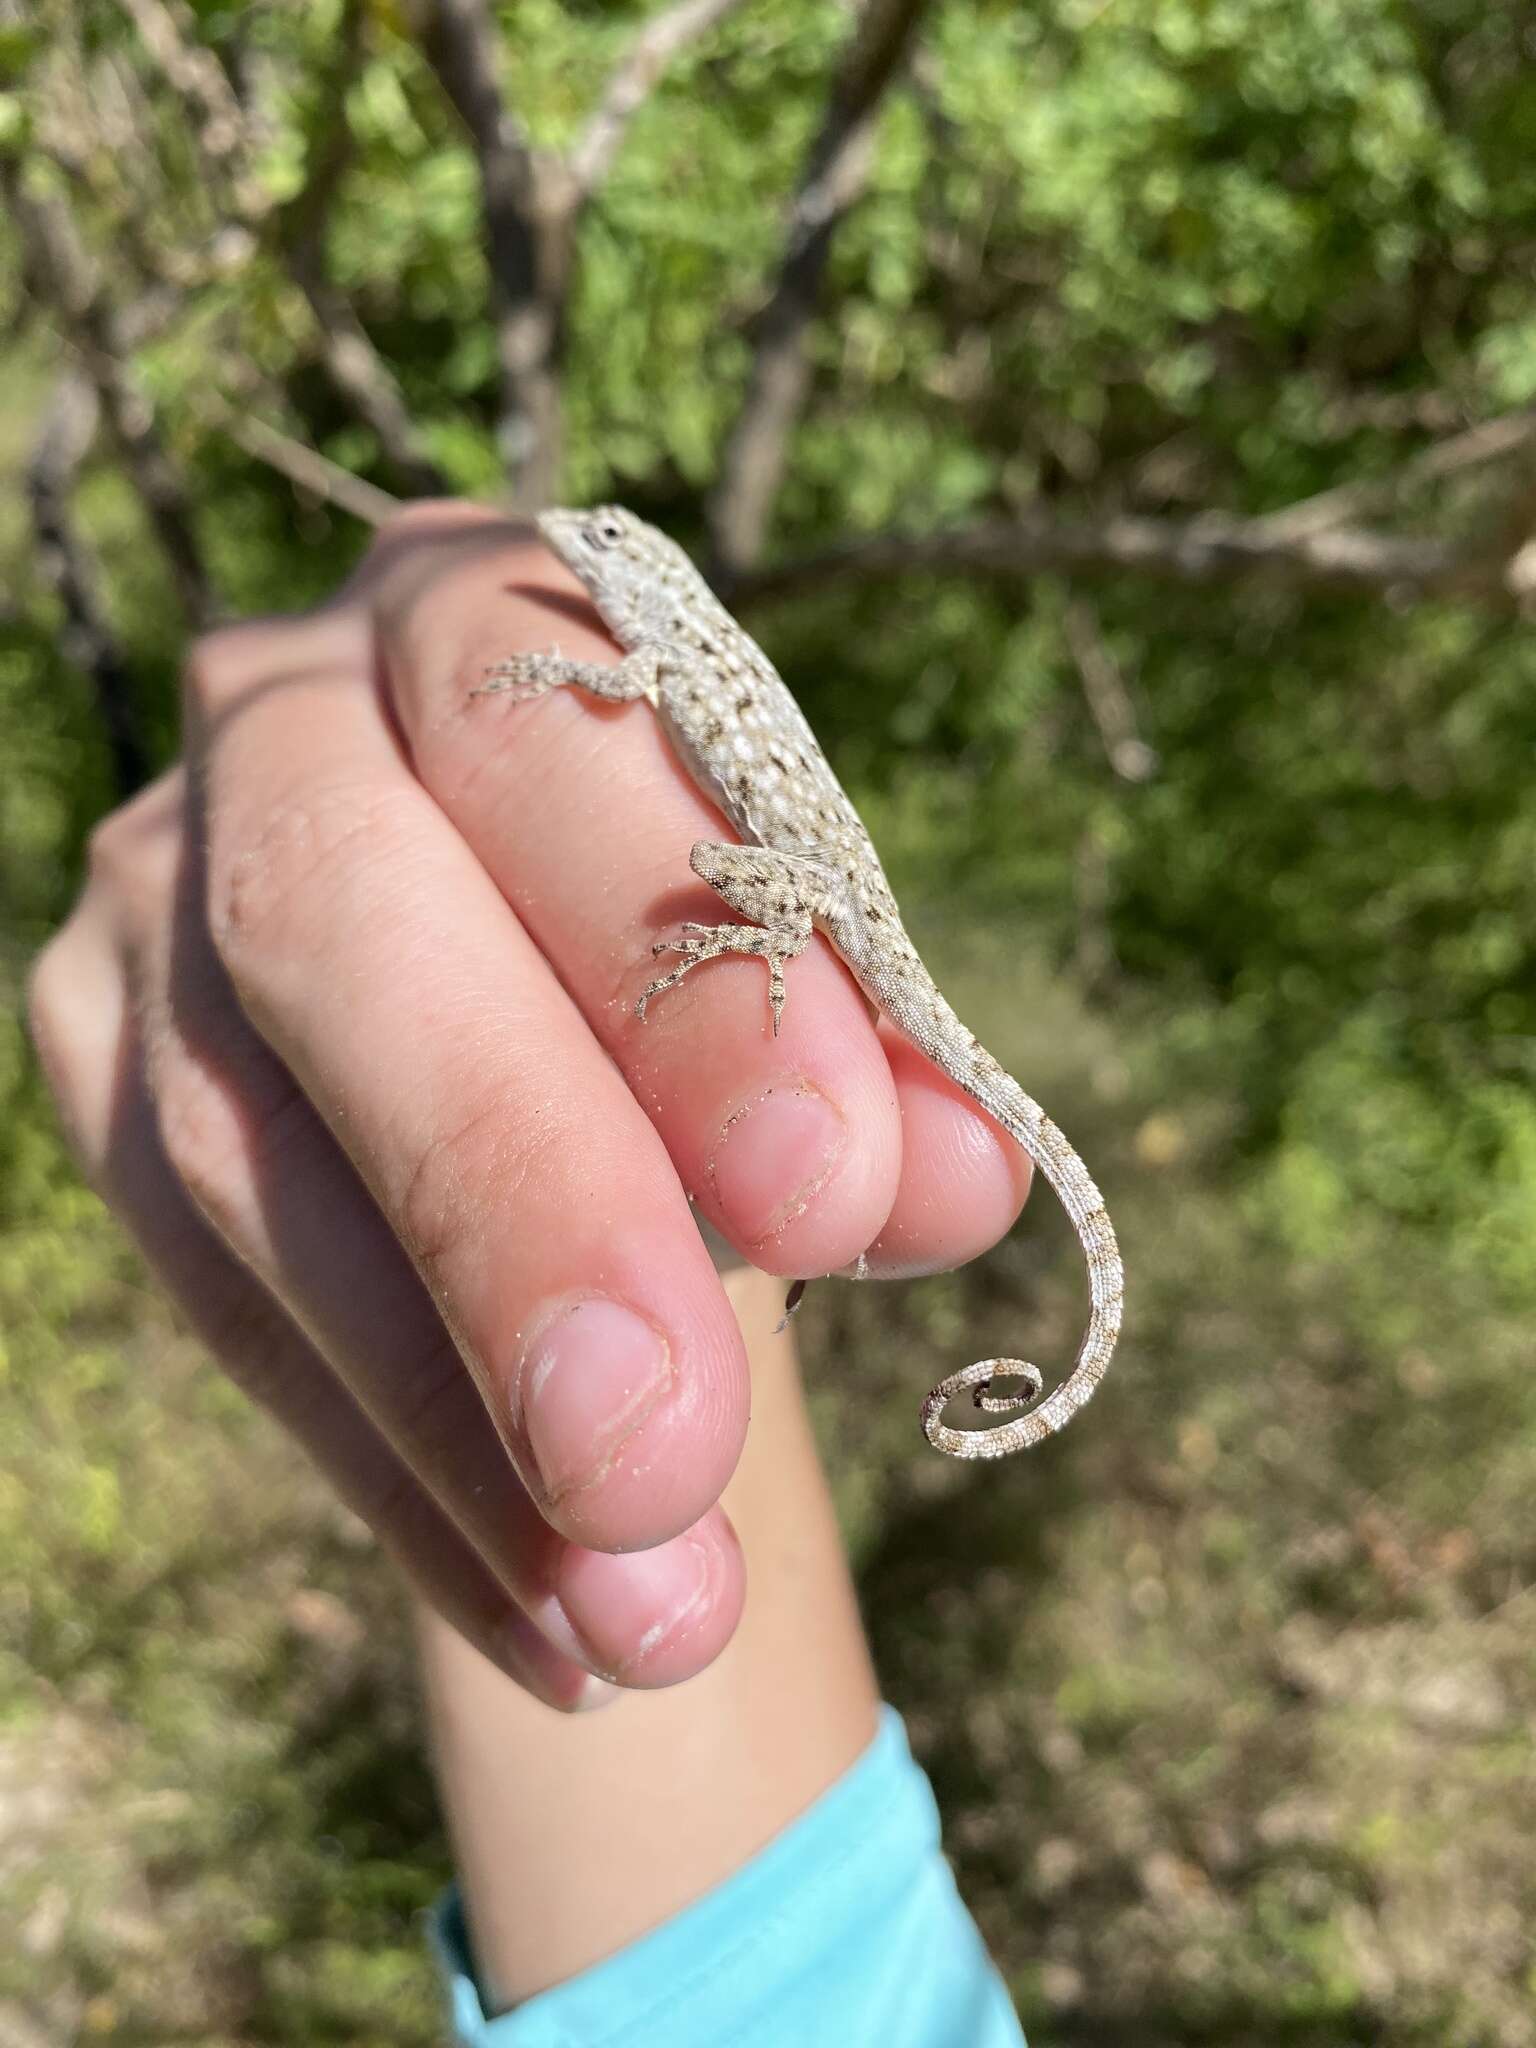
[28,503,1030,1709]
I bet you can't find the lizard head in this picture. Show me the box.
[537,505,714,643]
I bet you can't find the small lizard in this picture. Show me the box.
[477,505,1124,1458]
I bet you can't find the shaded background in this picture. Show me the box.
[3,1,1534,2040]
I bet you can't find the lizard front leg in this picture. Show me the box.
[474,644,666,707]
[638,843,854,1035]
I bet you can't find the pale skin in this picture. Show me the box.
[29,503,1029,1992]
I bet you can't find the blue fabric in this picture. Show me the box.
[430,1706,1025,2047]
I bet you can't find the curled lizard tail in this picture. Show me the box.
[920,1081,1123,1459]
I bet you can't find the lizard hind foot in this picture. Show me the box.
[920,1358,1046,1461]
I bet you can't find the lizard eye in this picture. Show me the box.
[588,512,627,550]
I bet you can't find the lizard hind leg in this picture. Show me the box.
[636,917,811,1029]
[638,843,821,1032]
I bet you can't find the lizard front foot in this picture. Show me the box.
[472,654,564,704]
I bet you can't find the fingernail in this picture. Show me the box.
[555,1530,717,1682]
[518,1298,673,1507]
[709,1078,847,1245]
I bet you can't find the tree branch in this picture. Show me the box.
[294,282,453,496]
[707,0,935,576]
[116,0,268,218]
[26,373,154,795]
[1256,409,1536,543]
[277,0,449,496]
[211,404,402,527]
[1062,599,1158,783]
[568,0,752,201]
[9,174,215,626]
[730,506,1522,611]
[427,0,566,510]
[113,0,444,496]
[428,0,756,507]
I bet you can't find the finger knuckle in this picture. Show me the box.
[26,937,80,1092]
[83,775,184,901]
[182,623,268,717]
[153,1044,253,1235]
[398,1088,523,1283]
[395,1079,562,1302]
[207,780,418,972]
[153,1040,317,1258]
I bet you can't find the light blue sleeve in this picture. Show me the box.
[430,1706,1025,2048]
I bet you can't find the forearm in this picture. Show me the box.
[416,1264,880,2014]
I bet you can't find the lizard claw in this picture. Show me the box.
[774,1277,808,1332]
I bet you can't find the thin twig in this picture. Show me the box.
[117,0,269,218]
[707,0,935,574]
[1256,410,1536,542]
[731,507,1519,610]
[568,0,752,200]
[295,286,451,498]
[212,405,401,527]
[1062,600,1158,782]
[276,0,449,495]
[118,0,244,155]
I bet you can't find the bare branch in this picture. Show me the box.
[276,6,362,258]
[1256,409,1536,542]
[427,0,567,509]
[108,0,446,497]
[426,0,540,188]
[295,283,452,496]
[9,175,215,625]
[1061,600,1158,783]
[568,0,752,200]
[27,373,154,794]
[730,507,1519,611]
[1072,823,1118,991]
[707,0,935,575]
[277,1,449,496]
[211,404,401,527]
[118,0,246,160]
[116,0,270,220]
[1314,386,1467,440]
